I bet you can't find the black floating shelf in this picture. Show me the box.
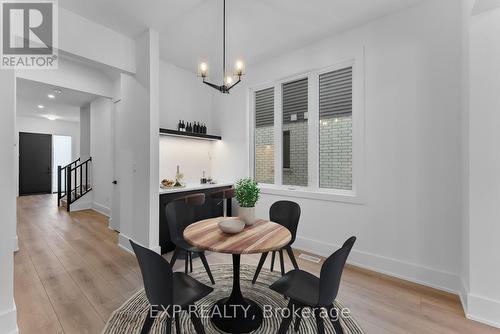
[159,128,222,141]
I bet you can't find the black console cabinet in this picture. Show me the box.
[159,185,233,254]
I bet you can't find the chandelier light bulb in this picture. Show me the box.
[199,62,208,77]
[235,60,244,76]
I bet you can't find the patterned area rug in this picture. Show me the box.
[103,264,364,333]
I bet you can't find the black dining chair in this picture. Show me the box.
[252,200,301,284]
[269,236,356,334]
[130,240,213,334]
[166,195,216,284]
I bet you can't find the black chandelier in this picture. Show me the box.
[198,0,244,94]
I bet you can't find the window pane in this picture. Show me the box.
[254,87,274,184]
[282,78,308,187]
[319,67,353,190]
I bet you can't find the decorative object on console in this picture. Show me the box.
[197,0,245,94]
[235,178,260,225]
[174,165,184,187]
[161,179,175,188]
[218,219,245,234]
[177,120,208,134]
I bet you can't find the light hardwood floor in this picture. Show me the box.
[15,194,500,334]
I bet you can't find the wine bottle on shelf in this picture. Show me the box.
[202,123,207,134]
[177,120,181,131]
[188,122,192,132]
[195,122,200,133]
[181,121,185,132]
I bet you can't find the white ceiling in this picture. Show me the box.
[16,78,99,122]
[59,0,427,76]
[472,0,500,15]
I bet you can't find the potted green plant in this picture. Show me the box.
[235,178,261,225]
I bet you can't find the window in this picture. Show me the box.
[283,131,290,169]
[254,87,275,184]
[282,78,308,187]
[319,67,353,190]
[251,59,361,199]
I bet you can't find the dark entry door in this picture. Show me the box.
[19,132,52,195]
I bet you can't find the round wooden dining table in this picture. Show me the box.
[184,217,291,333]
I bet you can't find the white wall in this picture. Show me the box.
[116,29,160,253]
[159,61,214,130]
[159,136,214,184]
[468,7,500,327]
[0,71,18,334]
[16,116,80,161]
[158,60,216,184]
[80,104,91,160]
[212,0,465,294]
[58,7,135,73]
[90,98,113,216]
[16,58,117,99]
[460,0,475,315]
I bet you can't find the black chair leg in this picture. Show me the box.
[315,308,325,334]
[171,247,180,268]
[328,306,344,334]
[252,252,268,284]
[286,246,299,270]
[270,251,276,272]
[199,252,215,285]
[190,309,206,334]
[174,313,181,334]
[279,249,285,276]
[140,310,155,334]
[184,251,189,274]
[277,300,294,334]
[165,316,172,334]
[189,252,193,273]
[294,306,302,332]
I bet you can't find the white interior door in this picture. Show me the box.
[110,100,121,231]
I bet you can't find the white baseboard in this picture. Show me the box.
[0,304,18,334]
[92,202,111,217]
[118,233,161,255]
[13,236,18,253]
[295,236,461,295]
[68,191,92,212]
[466,293,500,329]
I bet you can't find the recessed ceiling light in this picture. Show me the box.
[53,89,62,94]
[47,94,55,99]
[38,104,44,109]
[46,115,57,121]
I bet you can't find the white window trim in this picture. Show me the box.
[249,48,366,204]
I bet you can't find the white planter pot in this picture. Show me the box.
[238,207,256,226]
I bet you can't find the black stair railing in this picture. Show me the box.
[57,157,92,212]
[57,158,80,206]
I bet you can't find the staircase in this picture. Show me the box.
[57,157,93,212]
